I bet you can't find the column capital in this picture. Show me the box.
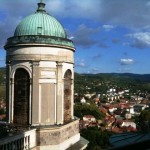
[10,78,14,84]
[6,60,11,66]
[56,61,63,67]
[32,61,39,67]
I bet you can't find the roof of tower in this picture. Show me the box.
[5,1,74,49]
[14,1,66,38]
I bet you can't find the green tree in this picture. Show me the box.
[81,126,113,149]
[138,110,150,132]
[74,103,105,120]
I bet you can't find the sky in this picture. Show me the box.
[0,0,150,74]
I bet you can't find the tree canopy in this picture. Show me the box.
[74,103,105,120]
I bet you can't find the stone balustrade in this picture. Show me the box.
[0,129,36,150]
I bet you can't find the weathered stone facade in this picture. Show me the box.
[37,120,79,146]
[5,46,75,126]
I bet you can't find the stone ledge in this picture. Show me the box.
[36,120,80,146]
[66,136,89,150]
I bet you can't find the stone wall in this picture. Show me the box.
[36,120,79,146]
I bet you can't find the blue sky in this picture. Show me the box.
[0,0,150,74]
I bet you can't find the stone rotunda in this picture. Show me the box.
[3,1,88,149]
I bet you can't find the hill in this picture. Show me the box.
[79,73,150,82]
[74,72,150,94]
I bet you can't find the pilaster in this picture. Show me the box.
[71,78,74,119]
[6,61,11,123]
[56,62,63,124]
[32,61,40,125]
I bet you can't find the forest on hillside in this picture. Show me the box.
[74,72,150,95]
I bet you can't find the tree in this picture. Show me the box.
[138,110,150,132]
[81,126,113,149]
[74,103,105,120]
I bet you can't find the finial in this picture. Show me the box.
[37,0,46,13]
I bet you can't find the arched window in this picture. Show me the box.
[64,69,72,123]
[14,68,30,126]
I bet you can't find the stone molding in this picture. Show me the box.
[7,54,74,64]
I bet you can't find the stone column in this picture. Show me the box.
[29,78,32,125]
[32,61,40,125]
[10,78,14,123]
[56,62,63,124]
[6,61,11,123]
[71,78,74,119]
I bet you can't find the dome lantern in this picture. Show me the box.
[37,0,46,13]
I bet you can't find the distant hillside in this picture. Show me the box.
[76,73,150,82]
[74,72,150,94]
[107,73,150,82]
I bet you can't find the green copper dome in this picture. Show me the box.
[14,4,66,38]
[5,1,74,49]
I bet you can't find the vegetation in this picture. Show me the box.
[74,103,105,120]
[0,85,6,100]
[81,126,114,150]
[0,68,6,85]
[134,110,150,132]
[74,72,150,95]
[0,68,6,101]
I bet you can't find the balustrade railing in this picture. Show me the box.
[0,129,36,150]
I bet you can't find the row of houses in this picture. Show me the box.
[79,98,149,133]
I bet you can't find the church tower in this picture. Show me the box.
[4,1,88,149]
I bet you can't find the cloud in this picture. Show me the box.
[98,42,109,48]
[75,58,87,68]
[68,36,74,40]
[69,23,109,48]
[0,58,5,61]
[126,32,150,49]
[72,24,100,48]
[76,62,85,67]
[0,0,37,47]
[123,52,128,56]
[49,0,150,30]
[120,59,134,65]
[99,0,150,29]
[92,53,102,60]
[87,68,101,74]
[47,0,102,20]
[118,67,132,73]
[102,25,115,31]
[112,38,120,44]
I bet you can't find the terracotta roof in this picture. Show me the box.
[99,106,108,114]
[83,115,95,119]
